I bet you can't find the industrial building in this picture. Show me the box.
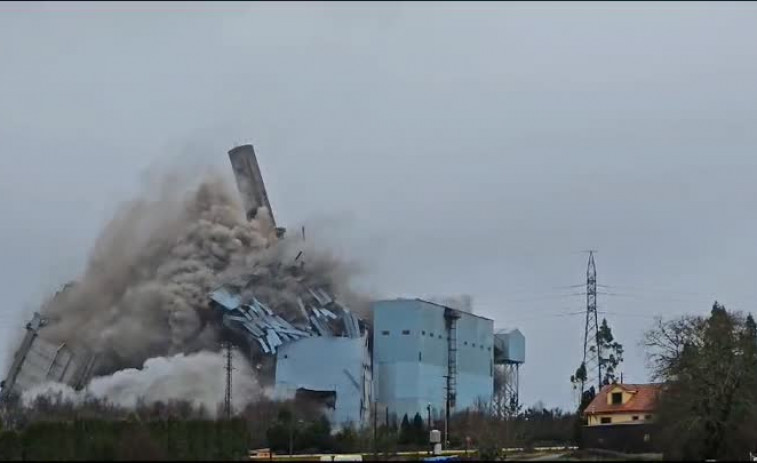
[372,299,526,424]
[372,299,494,422]
[1,144,525,429]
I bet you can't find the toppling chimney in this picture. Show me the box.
[227,144,285,237]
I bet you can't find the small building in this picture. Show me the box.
[584,383,661,426]
[372,299,495,422]
[582,383,662,453]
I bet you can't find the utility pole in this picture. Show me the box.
[427,404,432,456]
[373,401,378,459]
[581,251,602,393]
[427,403,432,430]
[223,341,234,420]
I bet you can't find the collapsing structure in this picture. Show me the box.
[209,284,373,425]
[1,296,99,400]
[1,142,524,429]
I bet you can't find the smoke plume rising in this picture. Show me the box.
[31,167,367,377]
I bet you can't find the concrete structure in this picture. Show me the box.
[274,335,372,427]
[228,144,284,237]
[372,299,494,422]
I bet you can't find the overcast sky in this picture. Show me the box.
[3,1,757,410]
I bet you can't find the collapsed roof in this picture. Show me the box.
[210,285,366,355]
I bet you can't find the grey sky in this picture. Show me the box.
[2,1,757,409]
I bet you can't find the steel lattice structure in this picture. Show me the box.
[582,251,601,392]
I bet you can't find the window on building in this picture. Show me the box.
[381,331,390,335]
[611,392,623,405]
[632,416,639,421]
[429,332,434,337]
[402,330,410,335]
[600,417,612,424]
[422,331,426,335]
[464,341,468,345]
[418,352,422,361]
[487,347,491,351]
[438,335,442,339]
[472,343,476,347]
[645,414,652,420]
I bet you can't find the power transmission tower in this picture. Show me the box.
[224,341,234,419]
[581,251,601,393]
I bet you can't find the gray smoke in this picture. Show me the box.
[22,350,265,415]
[32,168,368,375]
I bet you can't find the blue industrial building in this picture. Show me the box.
[372,299,497,423]
[274,335,373,426]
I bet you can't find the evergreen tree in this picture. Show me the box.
[398,414,412,445]
[412,412,425,445]
[597,318,624,385]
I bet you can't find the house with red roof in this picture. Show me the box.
[584,383,662,426]
[581,383,663,453]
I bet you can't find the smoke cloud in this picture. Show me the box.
[22,350,266,415]
[29,166,367,378]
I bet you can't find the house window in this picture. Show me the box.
[438,335,442,339]
[422,331,426,335]
[402,330,410,335]
[472,343,476,347]
[429,332,434,337]
[632,416,639,421]
[600,417,612,424]
[464,341,468,345]
[645,414,652,420]
[419,352,422,361]
[611,392,623,405]
[381,331,390,335]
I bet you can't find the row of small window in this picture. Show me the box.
[599,415,652,424]
[379,330,492,351]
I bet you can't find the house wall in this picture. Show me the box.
[587,412,655,426]
[582,422,659,453]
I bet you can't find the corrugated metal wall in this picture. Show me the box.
[372,299,494,421]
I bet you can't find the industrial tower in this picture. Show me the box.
[582,251,601,392]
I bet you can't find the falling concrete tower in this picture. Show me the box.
[228,144,285,237]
